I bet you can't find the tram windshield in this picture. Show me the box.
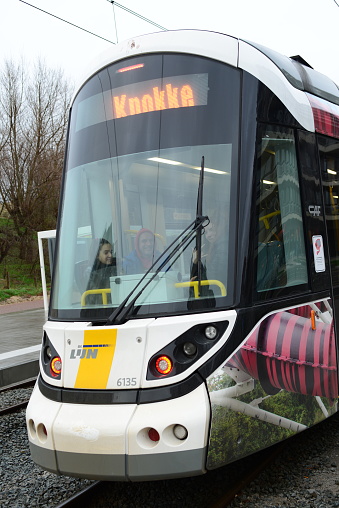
[50,54,240,321]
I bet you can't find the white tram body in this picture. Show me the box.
[26,30,339,480]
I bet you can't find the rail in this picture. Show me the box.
[81,279,226,305]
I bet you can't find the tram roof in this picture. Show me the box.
[244,39,339,106]
[73,30,339,130]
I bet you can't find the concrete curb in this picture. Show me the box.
[0,361,39,388]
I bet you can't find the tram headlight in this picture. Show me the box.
[50,356,62,376]
[155,355,173,375]
[42,332,62,380]
[173,424,188,440]
[205,325,218,340]
[147,321,229,380]
[183,342,197,357]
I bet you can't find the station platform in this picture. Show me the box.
[0,299,45,387]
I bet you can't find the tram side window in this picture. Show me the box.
[256,126,308,294]
[318,136,339,286]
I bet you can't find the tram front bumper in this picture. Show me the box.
[26,383,210,481]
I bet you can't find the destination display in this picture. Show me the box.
[76,73,209,131]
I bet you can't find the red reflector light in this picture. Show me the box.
[50,356,62,375]
[155,355,172,375]
[117,63,144,73]
[148,428,160,442]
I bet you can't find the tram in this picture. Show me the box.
[26,30,339,480]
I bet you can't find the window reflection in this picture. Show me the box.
[256,126,308,294]
[53,144,232,312]
[319,137,339,285]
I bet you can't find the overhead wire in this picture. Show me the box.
[334,0,339,6]
[19,0,167,46]
[19,0,116,44]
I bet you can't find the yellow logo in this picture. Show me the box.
[74,329,117,389]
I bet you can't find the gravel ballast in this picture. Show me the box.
[1,386,339,507]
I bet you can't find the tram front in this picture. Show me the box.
[26,40,240,480]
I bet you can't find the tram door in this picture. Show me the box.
[319,136,339,328]
[37,229,56,318]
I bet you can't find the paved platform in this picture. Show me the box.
[0,298,45,315]
[0,299,46,386]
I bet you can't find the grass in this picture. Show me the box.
[0,261,47,302]
[0,287,43,302]
[0,216,52,302]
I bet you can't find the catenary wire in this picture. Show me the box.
[19,0,167,46]
[19,0,116,44]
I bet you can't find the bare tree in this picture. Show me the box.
[0,59,72,263]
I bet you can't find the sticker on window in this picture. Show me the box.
[312,235,325,273]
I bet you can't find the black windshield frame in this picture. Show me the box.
[50,53,241,322]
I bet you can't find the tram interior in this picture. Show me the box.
[256,132,308,292]
[60,144,231,308]
[320,141,339,285]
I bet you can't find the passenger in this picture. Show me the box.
[123,228,162,275]
[86,238,116,304]
[190,215,228,299]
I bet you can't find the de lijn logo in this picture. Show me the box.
[69,344,111,360]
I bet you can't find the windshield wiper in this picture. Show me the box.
[105,156,208,326]
[105,217,206,325]
[195,155,205,295]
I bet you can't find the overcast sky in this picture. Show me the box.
[3,0,339,87]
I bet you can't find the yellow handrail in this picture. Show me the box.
[175,280,226,298]
[259,210,281,230]
[81,279,226,306]
[81,288,111,306]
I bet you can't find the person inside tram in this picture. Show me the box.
[190,212,228,298]
[122,228,162,275]
[86,238,116,304]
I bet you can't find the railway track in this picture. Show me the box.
[0,400,29,416]
[210,442,285,507]
[50,443,286,508]
[0,377,36,416]
[0,377,37,392]
[55,482,102,508]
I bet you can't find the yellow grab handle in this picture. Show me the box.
[81,288,111,306]
[175,280,226,298]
